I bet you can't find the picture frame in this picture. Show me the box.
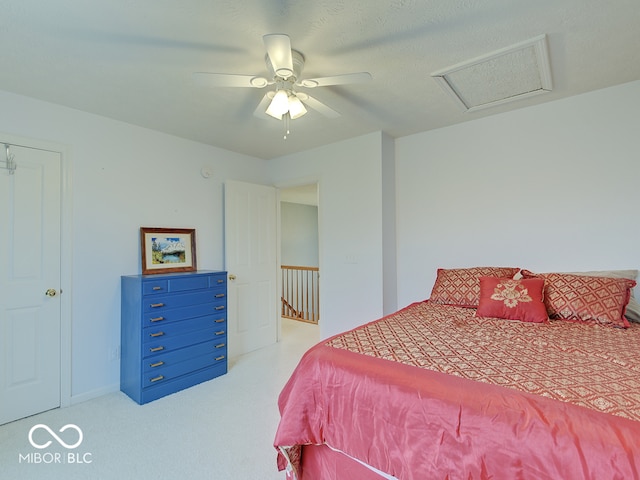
[140,227,197,275]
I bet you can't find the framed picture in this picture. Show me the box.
[140,227,197,275]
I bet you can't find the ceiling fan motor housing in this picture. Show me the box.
[266,49,305,82]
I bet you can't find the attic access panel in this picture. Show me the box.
[432,34,552,112]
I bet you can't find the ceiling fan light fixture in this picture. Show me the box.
[288,95,307,119]
[265,89,289,118]
[265,110,282,120]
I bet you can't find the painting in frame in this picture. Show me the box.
[140,227,197,275]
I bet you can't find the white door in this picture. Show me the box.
[0,143,62,425]
[225,180,277,358]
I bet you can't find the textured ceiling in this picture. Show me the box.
[1,0,638,159]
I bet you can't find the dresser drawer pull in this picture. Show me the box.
[214,318,225,323]
[215,293,225,298]
[149,346,165,352]
[215,330,225,336]
[215,355,226,361]
[152,286,162,291]
[149,361,165,368]
[149,331,165,338]
[150,303,165,308]
[214,306,225,311]
[215,343,226,349]
[150,316,164,322]
[150,375,164,383]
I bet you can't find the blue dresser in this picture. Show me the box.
[120,270,227,404]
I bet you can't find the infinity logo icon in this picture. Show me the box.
[28,424,83,449]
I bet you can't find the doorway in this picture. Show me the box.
[279,183,320,325]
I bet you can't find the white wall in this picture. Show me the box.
[395,80,640,309]
[0,90,267,402]
[268,132,385,339]
[281,202,319,267]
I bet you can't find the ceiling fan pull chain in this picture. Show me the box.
[283,112,290,140]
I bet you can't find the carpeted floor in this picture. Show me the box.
[0,319,319,480]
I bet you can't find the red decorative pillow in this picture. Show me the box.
[476,277,548,323]
[429,267,521,308]
[521,270,636,328]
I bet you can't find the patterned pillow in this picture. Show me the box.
[564,269,640,323]
[429,267,521,308]
[476,277,548,323]
[521,270,636,328]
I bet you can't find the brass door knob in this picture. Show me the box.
[45,288,58,297]
[228,274,236,280]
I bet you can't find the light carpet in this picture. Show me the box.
[0,319,319,480]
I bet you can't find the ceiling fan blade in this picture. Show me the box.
[296,93,341,118]
[253,93,274,119]
[298,72,372,88]
[263,34,294,78]
[192,72,270,88]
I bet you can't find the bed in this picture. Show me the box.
[274,267,640,479]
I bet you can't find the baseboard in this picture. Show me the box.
[70,383,120,406]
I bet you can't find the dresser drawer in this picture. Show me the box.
[143,352,226,388]
[143,280,168,295]
[167,275,210,292]
[144,326,227,358]
[143,340,227,373]
[143,304,226,326]
[209,275,227,288]
[143,290,226,312]
[143,315,226,344]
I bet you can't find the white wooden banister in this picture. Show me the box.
[281,265,319,323]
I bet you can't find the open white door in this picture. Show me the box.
[0,144,62,425]
[224,180,277,359]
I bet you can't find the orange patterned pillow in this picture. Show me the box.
[521,270,636,328]
[429,267,521,308]
[476,277,548,323]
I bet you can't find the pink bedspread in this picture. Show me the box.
[274,302,640,479]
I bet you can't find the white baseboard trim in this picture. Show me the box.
[69,383,120,406]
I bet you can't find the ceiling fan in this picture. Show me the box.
[193,34,372,137]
